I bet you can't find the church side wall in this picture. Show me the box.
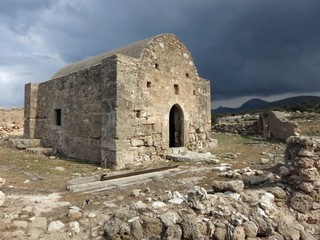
[34,64,107,163]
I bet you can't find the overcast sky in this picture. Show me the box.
[1,0,320,108]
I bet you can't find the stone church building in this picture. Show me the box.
[24,33,211,168]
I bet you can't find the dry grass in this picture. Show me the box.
[0,141,101,192]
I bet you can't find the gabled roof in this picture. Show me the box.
[51,34,173,79]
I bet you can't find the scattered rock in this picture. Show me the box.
[251,209,274,237]
[30,217,47,230]
[243,221,258,238]
[213,227,227,240]
[104,219,130,240]
[180,214,201,239]
[212,180,244,193]
[159,212,180,227]
[233,225,246,240]
[214,163,231,172]
[68,206,82,220]
[13,220,28,229]
[130,218,143,240]
[0,190,5,206]
[88,212,96,218]
[130,189,141,197]
[223,153,237,159]
[168,191,185,205]
[140,215,163,238]
[299,182,314,193]
[260,158,270,164]
[0,177,5,187]
[218,167,264,179]
[259,192,275,214]
[277,219,301,240]
[151,201,167,209]
[132,200,148,209]
[290,192,313,213]
[48,220,65,232]
[267,186,286,199]
[163,224,182,240]
[69,221,80,234]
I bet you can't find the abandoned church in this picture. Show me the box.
[24,33,211,168]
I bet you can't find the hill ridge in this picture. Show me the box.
[213,95,320,114]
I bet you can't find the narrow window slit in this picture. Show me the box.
[174,84,179,95]
[54,109,61,126]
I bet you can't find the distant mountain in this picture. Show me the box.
[213,95,320,114]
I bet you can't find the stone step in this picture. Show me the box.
[9,138,42,149]
[26,147,55,156]
[168,147,187,154]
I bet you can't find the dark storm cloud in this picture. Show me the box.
[1,0,320,107]
[193,0,320,101]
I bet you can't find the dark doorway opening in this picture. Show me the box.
[169,104,184,147]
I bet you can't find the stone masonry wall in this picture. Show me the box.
[32,63,110,163]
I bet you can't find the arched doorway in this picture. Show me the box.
[169,104,184,147]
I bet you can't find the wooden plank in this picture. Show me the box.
[100,164,179,181]
[67,175,101,186]
[67,167,180,193]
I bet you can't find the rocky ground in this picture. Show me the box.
[0,130,320,239]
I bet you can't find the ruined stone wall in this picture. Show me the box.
[111,35,211,168]
[281,136,320,211]
[258,111,299,141]
[33,64,111,163]
[0,107,24,128]
[212,122,259,135]
[0,107,24,139]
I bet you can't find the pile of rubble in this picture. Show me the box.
[281,135,320,212]
[103,181,318,239]
[0,123,23,140]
